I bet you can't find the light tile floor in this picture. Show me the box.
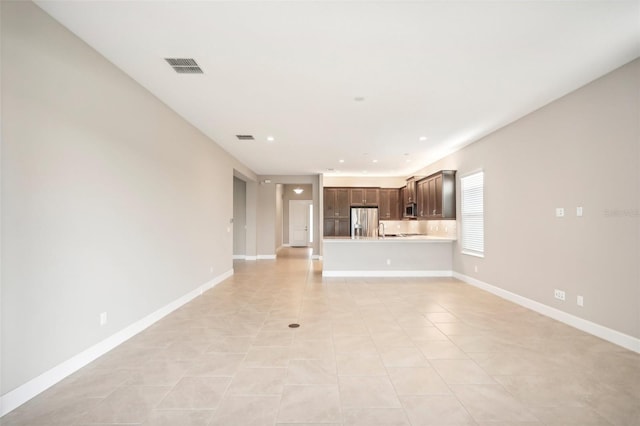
[3,247,639,425]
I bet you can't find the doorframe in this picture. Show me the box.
[289,199,313,247]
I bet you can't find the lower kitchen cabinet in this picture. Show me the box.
[324,218,350,237]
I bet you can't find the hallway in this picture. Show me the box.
[3,248,639,425]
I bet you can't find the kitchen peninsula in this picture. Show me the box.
[322,235,455,277]
[322,170,457,277]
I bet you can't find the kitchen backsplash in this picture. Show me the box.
[425,220,457,238]
[379,219,457,238]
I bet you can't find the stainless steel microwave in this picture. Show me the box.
[404,203,417,218]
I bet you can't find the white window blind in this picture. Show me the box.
[461,171,484,257]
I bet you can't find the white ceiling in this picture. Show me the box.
[35,1,640,177]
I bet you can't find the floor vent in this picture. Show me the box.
[164,58,203,74]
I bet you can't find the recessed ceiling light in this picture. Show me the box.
[372,159,378,163]
[338,159,345,163]
[419,136,428,141]
[266,136,275,142]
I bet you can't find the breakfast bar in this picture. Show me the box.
[322,236,454,277]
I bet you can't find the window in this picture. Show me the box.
[461,171,484,257]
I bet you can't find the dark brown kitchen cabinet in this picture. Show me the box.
[323,218,335,236]
[418,170,456,220]
[416,178,429,218]
[337,218,350,236]
[379,188,400,220]
[350,188,379,206]
[324,188,351,236]
[323,218,350,237]
[324,188,350,219]
[404,177,416,205]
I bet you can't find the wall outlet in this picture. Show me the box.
[474,265,478,273]
[210,266,214,273]
[576,206,583,217]
[386,259,391,265]
[99,312,108,326]
[577,295,584,307]
[555,208,565,217]
[554,289,566,301]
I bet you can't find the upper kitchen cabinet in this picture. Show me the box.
[350,188,379,207]
[404,177,416,205]
[418,170,456,219]
[379,188,401,220]
[324,188,350,218]
[416,178,429,219]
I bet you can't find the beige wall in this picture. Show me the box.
[275,184,284,249]
[257,181,277,256]
[233,177,247,256]
[1,1,256,395]
[323,176,407,188]
[414,58,640,338]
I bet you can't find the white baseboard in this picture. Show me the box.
[453,272,640,354]
[0,269,234,417]
[234,254,262,261]
[322,270,453,277]
[257,254,276,260]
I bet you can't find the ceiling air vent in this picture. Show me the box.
[236,135,255,141]
[164,58,203,74]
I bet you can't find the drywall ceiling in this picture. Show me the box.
[35,1,640,177]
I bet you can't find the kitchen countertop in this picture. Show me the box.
[323,235,456,242]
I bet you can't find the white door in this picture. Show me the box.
[289,200,311,247]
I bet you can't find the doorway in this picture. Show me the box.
[289,200,313,247]
[232,176,246,258]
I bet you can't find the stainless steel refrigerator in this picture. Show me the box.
[351,207,379,238]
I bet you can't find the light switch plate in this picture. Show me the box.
[576,206,583,217]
